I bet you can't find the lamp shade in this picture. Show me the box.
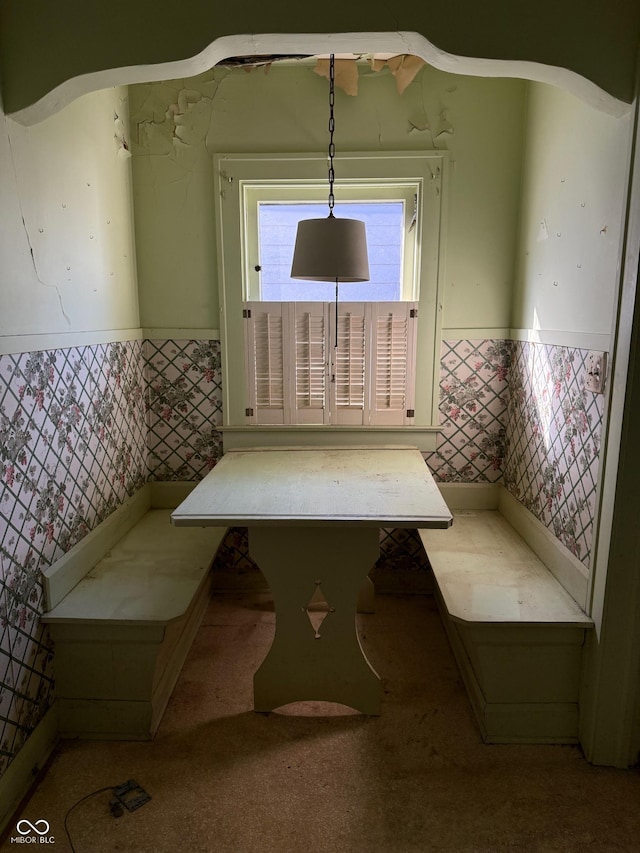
[290,216,369,282]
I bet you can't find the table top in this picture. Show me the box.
[171,446,452,529]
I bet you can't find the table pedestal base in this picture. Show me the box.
[250,526,381,715]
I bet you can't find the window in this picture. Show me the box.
[248,189,418,302]
[214,152,446,450]
[245,301,417,425]
[258,201,405,302]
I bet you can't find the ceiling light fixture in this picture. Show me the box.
[290,53,370,344]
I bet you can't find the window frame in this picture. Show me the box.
[214,151,447,451]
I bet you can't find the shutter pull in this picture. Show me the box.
[406,409,415,418]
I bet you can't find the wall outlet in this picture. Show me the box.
[585,351,607,394]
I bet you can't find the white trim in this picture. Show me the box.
[0,327,611,357]
[509,328,611,351]
[142,328,220,341]
[579,89,640,768]
[9,31,630,127]
[0,705,59,836]
[0,328,143,356]
[215,150,446,430]
[42,486,151,610]
[0,326,610,355]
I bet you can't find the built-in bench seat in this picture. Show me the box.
[42,487,226,740]
[419,505,594,744]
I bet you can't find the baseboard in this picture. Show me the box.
[43,485,151,609]
[498,487,589,609]
[0,705,59,836]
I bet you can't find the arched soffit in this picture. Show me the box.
[9,32,633,126]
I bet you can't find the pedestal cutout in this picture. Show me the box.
[250,526,381,715]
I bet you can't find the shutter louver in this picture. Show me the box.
[294,304,328,424]
[376,311,408,411]
[371,302,418,425]
[255,312,284,408]
[248,303,288,424]
[289,302,329,424]
[335,310,366,413]
[246,300,417,427]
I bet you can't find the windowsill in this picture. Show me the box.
[220,424,441,453]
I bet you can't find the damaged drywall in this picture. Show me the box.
[130,57,458,163]
[129,60,527,332]
[370,54,427,94]
[132,72,226,156]
[4,120,71,324]
[314,58,360,96]
[1,87,139,338]
[114,111,131,158]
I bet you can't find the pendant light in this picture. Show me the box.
[290,54,370,341]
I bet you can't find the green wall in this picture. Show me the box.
[130,63,526,335]
[0,86,139,346]
[513,83,633,337]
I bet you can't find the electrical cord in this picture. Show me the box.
[63,786,118,853]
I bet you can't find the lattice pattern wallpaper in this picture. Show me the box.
[503,340,603,568]
[425,339,511,483]
[0,334,604,778]
[0,341,147,775]
[145,340,223,480]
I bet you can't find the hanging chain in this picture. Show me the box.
[327,53,335,215]
[328,53,338,348]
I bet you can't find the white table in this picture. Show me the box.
[171,446,452,714]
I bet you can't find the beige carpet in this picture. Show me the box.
[3,592,640,852]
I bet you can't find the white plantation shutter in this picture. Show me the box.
[332,303,368,425]
[294,303,329,424]
[371,302,417,425]
[246,302,329,424]
[245,300,417,426]
[245,303,288,424]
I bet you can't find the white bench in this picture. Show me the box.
[419,488,594,744]
[42,485,227,740]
